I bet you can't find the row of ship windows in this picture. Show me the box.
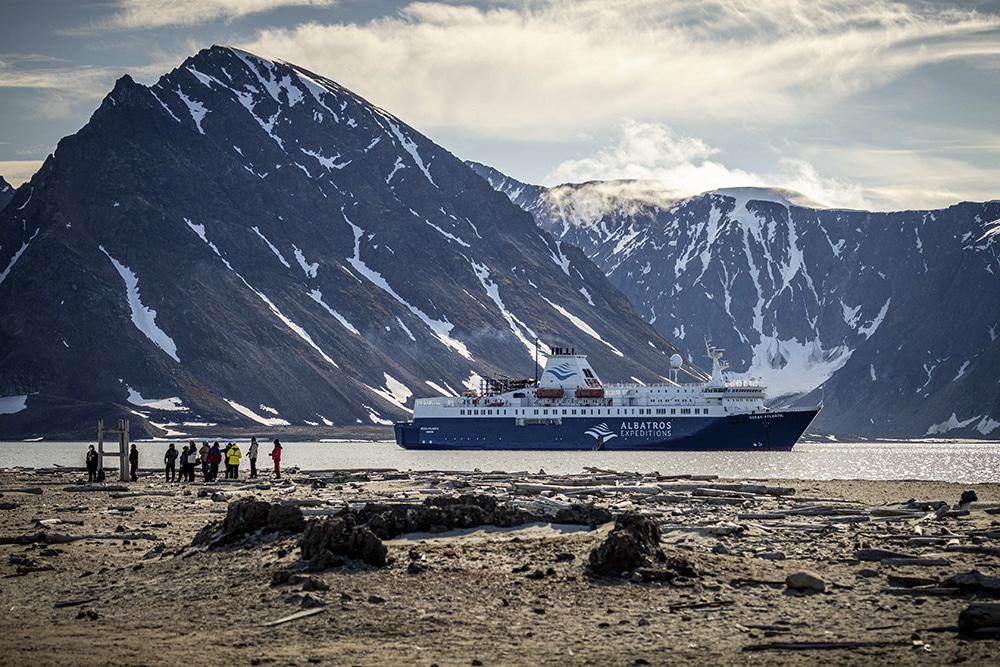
[458,408,711,416]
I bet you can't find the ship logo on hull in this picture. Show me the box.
[585,423,618,446]
[544,363,578,382]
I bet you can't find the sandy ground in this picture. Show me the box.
[1,466,998,666]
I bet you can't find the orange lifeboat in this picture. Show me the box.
[535,388,565,399]
[575,387,605,399]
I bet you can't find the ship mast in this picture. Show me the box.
[705,338,729,387]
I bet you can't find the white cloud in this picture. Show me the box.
[97,0,337,31]
[242,0,1000,137]
[232,0,1000,209]
[545,119,870,209]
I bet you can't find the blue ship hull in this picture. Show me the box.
[394,408,819,451]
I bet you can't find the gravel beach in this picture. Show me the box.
[1,466,998,666]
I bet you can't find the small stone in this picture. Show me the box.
[755,551,786,561]
[301,576,330,592]
[786,571,826,592]
[300,594,326,609]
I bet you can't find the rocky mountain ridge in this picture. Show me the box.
[471,164,1000,439]
[0,46,696,440]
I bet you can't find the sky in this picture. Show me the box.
[2,0,1000,211]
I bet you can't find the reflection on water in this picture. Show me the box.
[1,440,998,483]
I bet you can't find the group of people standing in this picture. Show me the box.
[90,437,283,483]
[164,438,279,482]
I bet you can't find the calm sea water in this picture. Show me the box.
[0,440,998,483]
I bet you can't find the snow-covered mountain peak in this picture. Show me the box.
[0,46,696,439]
[477,159,1000,439]
[708,186,827,211]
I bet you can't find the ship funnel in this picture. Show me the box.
[538,350,603,390]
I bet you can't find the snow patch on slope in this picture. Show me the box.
[251,226,291,268]
[0,229,37,286]
[365,373,413,411]
[382,117,436,186]
[925,413,980,436]
[343,209,471,359]
[0,395,28,414]
[100,246,180,362]
[542,297,624,358]
[224,398,291,426]
[743,336,851,398]
[308,290,360,336]
[124,384,186,411]
[470,260,537,360]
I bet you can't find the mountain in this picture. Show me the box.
[0,46,701,441]
[0,177,13,212]
[471,165,1000,439]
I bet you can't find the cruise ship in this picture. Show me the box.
[394,343,820,451]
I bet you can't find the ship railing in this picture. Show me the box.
[415,396,463,408]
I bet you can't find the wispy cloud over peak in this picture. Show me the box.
[89,0,337,32]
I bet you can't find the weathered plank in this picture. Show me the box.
[261,607,325,627]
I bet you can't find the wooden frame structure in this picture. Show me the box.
[97,419,130,482]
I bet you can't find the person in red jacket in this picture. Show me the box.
[269,439,282,479]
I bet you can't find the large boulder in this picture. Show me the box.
[193,498,305,547]
[588,513,664,576]
[299,513,387,569]
[958,603,1000,637]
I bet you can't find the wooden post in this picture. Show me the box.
[119,419,129,482]
[97,419,130,482]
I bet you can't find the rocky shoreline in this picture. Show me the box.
[1,466,998,666]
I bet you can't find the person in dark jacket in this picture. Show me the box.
[85,445,99,483]
[247,437,259,479]
[199,442,211,481]
[128,444,139,482]
[207,442,223,481]
[164,443,178,482]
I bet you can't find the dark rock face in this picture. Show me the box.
[299,513,387,568]
[0,46,694,440]
[588,513,664,576]
[361,494,538,539]
[474,164,1000,439]
[0,176,12,212]
[192,497,305,547]
[958,602,1000,637]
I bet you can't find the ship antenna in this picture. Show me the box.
[534,339,539,386]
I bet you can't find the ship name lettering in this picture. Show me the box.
[619,421,672,439]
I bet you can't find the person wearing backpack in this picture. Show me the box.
[85,445,99,483]
[207,442,223,481]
